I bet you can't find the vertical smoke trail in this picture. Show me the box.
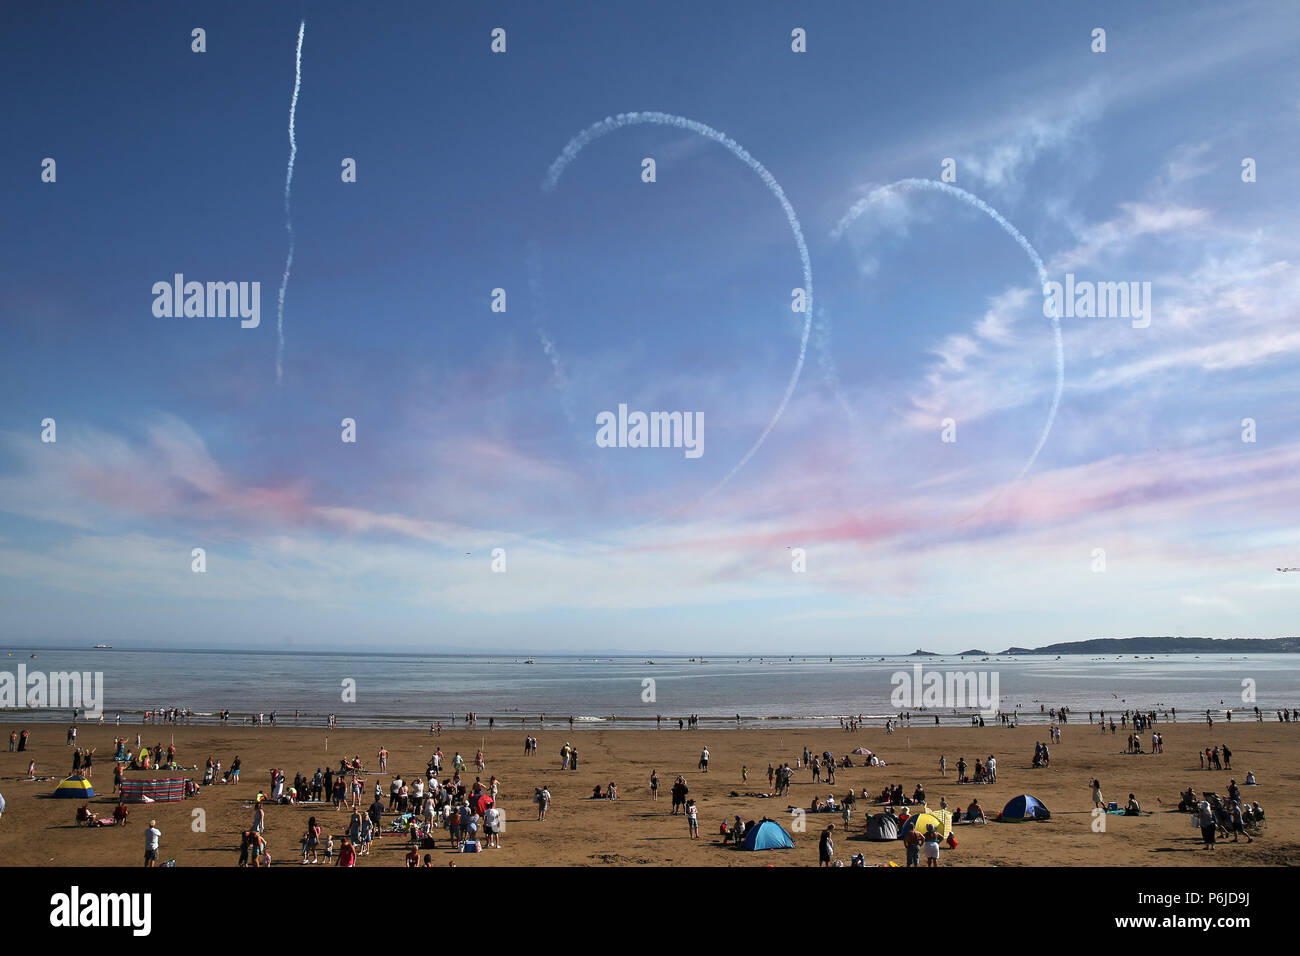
[275,19,305,386]
[525,241,576,429]
[542,111,813,509]
[828,178,1064,492]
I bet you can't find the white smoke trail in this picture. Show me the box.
[828,178,1064,497]
[275,19,305,386]
[525,241,575,429]
[543,111,813,508]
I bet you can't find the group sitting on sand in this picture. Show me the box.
[75,802,130,828]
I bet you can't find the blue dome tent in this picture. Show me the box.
[1000,794,1050,821]
[743,820,795,850]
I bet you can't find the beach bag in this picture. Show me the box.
[461,840,480,853]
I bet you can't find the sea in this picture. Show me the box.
[2,648,1297,730]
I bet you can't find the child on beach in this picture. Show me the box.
[686,798,699,838]
[337,838,355,867]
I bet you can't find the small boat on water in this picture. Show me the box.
[94,643,112,649]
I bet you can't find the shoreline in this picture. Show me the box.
[2,708,1270,730]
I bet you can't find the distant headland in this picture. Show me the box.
[918,636,1300,656]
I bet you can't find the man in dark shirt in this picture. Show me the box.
[818,824,835,867]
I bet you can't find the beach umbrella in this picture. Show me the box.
[899,809,951,838]
[54,775,95,799]
[851,748,872,756]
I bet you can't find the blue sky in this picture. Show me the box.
[2,1,1298,653]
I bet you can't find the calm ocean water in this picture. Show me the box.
[2,648,1296,729]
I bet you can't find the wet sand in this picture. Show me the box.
[1,719,1296,866]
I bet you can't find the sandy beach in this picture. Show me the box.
[1,718,1296,866]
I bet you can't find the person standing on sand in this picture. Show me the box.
[650,769,659,800]
[671,776,688,814]
[939,755,946,776]
[538,785,551,821]
[818,823,835,867]
[904,822,922,866]
[301,816,319,863]
[1229,801,1252,843]
[337,837,356,867]
[570,747,579,771]
[1091,779,1105,810]
[686,798,699,838]
[699,746,709,773]
[378,746,387,771]
[354,814,370,856]
[1196,798,1216,849]
[923,824,941,867]
[144,820,161,867]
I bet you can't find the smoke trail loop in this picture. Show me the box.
[541,111,813,516]
[828,178,1064,509]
